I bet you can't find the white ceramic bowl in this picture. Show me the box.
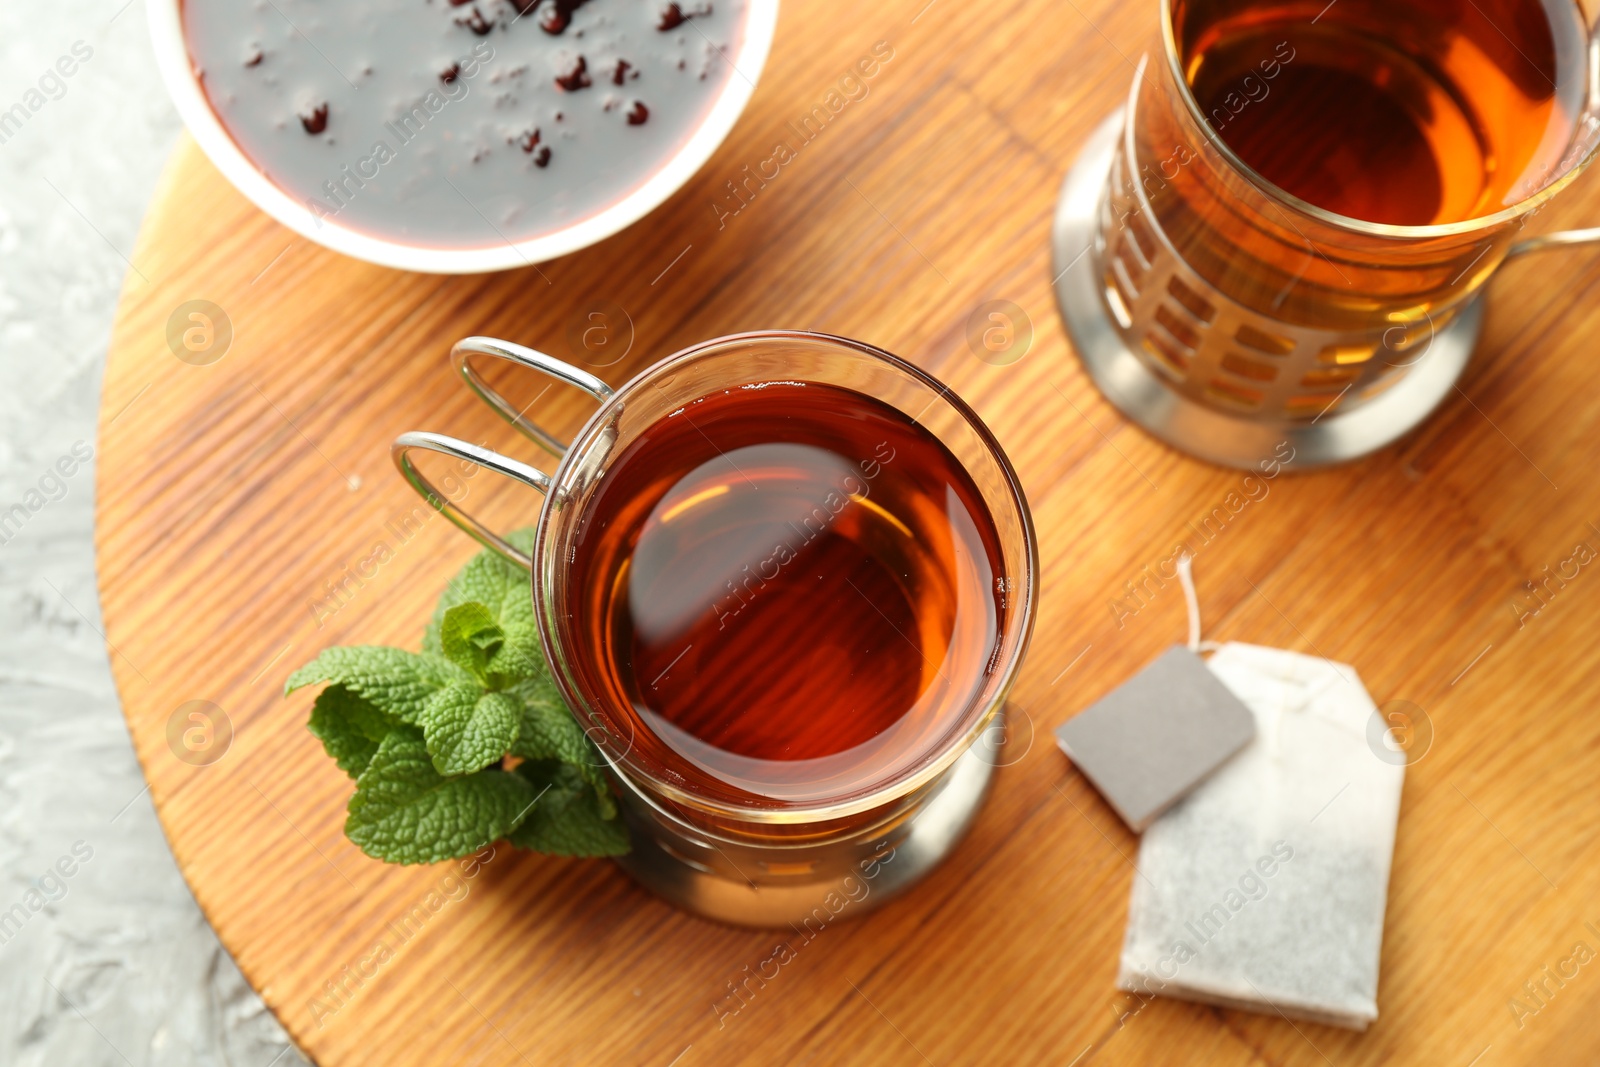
[148,0,778,274]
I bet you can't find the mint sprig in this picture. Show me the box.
[287,529,629,864]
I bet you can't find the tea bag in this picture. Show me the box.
[1116,641,1405,1030]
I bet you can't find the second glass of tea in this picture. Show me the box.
[394,332,1037,926]
[1054,0,1600,467]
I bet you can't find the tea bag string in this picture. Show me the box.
[1180,554,1348,726]
[1177,554,1221,655]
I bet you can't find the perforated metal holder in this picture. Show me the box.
[1053,112,1483,470]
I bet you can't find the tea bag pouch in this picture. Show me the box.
[1111,590,1405,1028]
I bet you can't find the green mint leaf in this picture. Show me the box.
[484,621,543,687]
[508,674,614,817]
[508,761,630,857]
[507,675,588,764]
[346,732,538,865]
[307,685,395,778]
[424,529,538,654]
[439,602,504,681]
[418,683,521,776]
[286,646,472,724]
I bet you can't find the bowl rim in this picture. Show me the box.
[147,0,779,274]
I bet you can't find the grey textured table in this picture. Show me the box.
[0,2,305,1063]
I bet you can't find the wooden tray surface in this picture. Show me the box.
[98,1,1600,1062]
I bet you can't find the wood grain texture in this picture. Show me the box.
[97,0,1600,1063]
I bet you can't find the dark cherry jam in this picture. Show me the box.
[183,0,747,247]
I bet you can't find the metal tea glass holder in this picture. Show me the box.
[1054,31,1600,470]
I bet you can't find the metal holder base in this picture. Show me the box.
[1052,113,1482,470]
[611,721,1000,928]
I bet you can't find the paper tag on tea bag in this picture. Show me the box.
[1055,555,1256,831]
[1054,645,1256,831]
[1116,642,1405,1030]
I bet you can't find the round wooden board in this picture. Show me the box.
[99,2,1600,1063]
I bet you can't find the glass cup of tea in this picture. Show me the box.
[392,332,1037,926]
[1053,0,1600,468]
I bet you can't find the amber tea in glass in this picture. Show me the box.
[1177,0,1589,227]
[567,381,1006,810]
[1137,0,1597,334]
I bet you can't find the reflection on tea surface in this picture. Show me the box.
[570,382,1006,804]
